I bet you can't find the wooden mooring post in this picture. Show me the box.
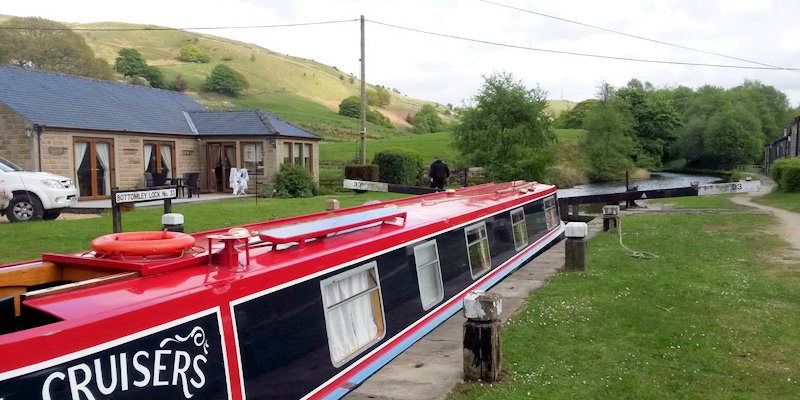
[463,291,502,382]
[602,205,620,234]
[565,222,588,272]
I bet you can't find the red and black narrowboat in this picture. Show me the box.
[0,181,563,400]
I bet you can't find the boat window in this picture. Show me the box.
[544,196,559,230]
[320,262,385,367]
[413,240,444,310]
[511,208,528,251]
[465,222,491,278]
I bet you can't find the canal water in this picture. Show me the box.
[557,172,721,198]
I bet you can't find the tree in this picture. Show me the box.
[412,104,443,133]
[114,48,148,77]
[554,99,598,129]
[453,72,557,181]
[179,44,210,63]
[616,84,682,167]
[140,66,166,89]
[704,105,763,165]
[0,17,112,79]
[338,96,360,118]
[582,101,636,181]
[366,87,391,107]
[204,64,248,96]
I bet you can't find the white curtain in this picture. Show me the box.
[323,270,379,363]
[160,145,172,176]
[73,142,88,193]
[96,142,110,195]
[143,144,154,172]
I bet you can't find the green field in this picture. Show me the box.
[0,193,406,264]
[753,188,800,212]
[451,198,800,399]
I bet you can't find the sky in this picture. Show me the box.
[4,0,800,106]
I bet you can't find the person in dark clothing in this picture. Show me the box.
[429,157,450,190]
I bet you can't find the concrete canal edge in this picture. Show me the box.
[345,219,603,400]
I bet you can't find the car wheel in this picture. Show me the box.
[7,195,43,223]
[42,209,62,220]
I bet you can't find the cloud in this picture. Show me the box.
[6,0,800,107]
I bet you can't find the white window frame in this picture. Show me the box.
[413,240,444,310]
[510,207,528,251]
[320,261,386,367]
[544,196,558,230]
[464,222,492,279]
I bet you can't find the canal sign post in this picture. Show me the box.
[111,186,177,233]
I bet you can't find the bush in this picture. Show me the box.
[139,66,166,89]
[373,148,423,185]
[205,64,248,96]
[115,48,147,77]
[275,164,315,198]
[179,44,211,63]
[367,109,393,128]
[338,96,360,118]
[770,158,800,189]
[412,104,443,133]
[172,74,188,91]
[344,164,379,181]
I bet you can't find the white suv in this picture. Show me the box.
[0,157,78,222]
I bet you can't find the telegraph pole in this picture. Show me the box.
[359,15,367,165]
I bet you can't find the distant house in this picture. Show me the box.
[765,117,800,170]
[0,66,320,199]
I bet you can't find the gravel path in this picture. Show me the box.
[730,178,800,250]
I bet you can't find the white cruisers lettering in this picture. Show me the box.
[42,326,209,400]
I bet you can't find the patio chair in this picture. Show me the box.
[152,172,167,187]
[184,172,200,198]
[143,172,154,187]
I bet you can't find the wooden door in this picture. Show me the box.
[74,138,114,199]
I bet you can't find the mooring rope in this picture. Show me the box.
[617,217,659,259]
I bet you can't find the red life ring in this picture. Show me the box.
[91,230,195,257]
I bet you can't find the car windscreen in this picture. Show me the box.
[0,157,23,172]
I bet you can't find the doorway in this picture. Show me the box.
[74,138,114,199]
[205,143,236,192]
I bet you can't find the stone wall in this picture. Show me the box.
[0,102,36,171]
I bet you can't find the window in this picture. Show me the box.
[544,196,559,230]
[511,208,528,251]
[304,143,312,170]
[242,142,263,174]
[465,222,491,278]
[413,240,444,310]
[321,262,385,366]
[144,141,175,177]
[281,141,314,172]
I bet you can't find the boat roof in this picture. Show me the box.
[16,182,556,323]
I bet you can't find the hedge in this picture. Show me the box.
[372,148,423,185]
[771,157,800,192]
[344,164,379,181]
[275,164,316,198]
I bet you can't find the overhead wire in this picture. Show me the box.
[476,0,798,73]
[0,19,358,31]
[366,19,798,71]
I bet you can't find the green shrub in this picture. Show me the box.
[275,164,315,198]
[770,157,800,190]
[205,64,248,96]
[372,148,423,185]
[412,104,443,133]
[338,96,360,118]
[179,44,211,63]
[781,163,800,192]
[367,109,393,128]
[344,164,379,181]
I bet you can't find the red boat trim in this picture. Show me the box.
[0,307,235,400]
[227,187,557,399]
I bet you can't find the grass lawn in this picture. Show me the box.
[752,189,800,212]
[661,194,748,210]
[0,192,406,264]
[451,200,800,399]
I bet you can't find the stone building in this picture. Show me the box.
[765,117,800,171]
[0,66,320,199]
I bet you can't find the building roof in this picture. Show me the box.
[187,110,319,140]
[0,66,319,140]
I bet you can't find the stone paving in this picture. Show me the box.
[346,219,603,400]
